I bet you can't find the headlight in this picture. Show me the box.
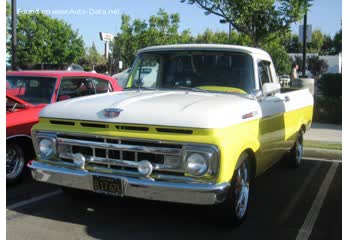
[39,138,55,157]
[185,152,209,176]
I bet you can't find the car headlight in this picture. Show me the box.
[185,152,209,176]
[39,138,55,157]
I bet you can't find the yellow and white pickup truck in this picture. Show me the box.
[29,44,313,225]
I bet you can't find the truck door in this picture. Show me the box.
[257,60,286,172]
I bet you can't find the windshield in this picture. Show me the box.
[126,51,255,94]
[6,76,56,104]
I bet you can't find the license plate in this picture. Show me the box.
[93,176,124,196]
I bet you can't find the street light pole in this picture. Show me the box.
[228,22,231,42]
[11,0,17,71]
[302,13,307,77]
[219,19,231,42]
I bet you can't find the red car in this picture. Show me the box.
[6,71,122,183]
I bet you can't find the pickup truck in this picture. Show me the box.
[28,44,313,225]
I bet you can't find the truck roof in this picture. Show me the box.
[138,44,270,57]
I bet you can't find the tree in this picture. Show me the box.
[320,35,334,55]
[112,9,187,70]
[86,42,106,66]
[333,29,342,54]
[308,29,324,53]
[263,37,291,75]
[78,42,106,72]
[6,1,11,40]
[195,29,229,44]
[11,12,85,68]
[181,0,311,47]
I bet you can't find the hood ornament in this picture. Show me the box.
[103,108,123,118]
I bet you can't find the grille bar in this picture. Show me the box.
[57,137,181,155]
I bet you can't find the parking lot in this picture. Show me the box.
[6,158,341,240]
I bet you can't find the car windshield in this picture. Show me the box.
[126,51,255,94]
[6,76,56,104]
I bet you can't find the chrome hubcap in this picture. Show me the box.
[6,145,24,179]
[234,161,249,219]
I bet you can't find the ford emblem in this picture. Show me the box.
[103,108,123,118]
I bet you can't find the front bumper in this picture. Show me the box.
[28,160,230,205]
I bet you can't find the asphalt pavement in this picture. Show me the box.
[6,157,341,240]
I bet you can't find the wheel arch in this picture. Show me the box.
[7,135,35,159]
[234,148,257,180]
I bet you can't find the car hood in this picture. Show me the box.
[40,90,261,128]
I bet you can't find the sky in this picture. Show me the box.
[15,0,342,53]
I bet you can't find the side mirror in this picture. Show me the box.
[262,82,281,97]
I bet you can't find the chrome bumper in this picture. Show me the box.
[28,160,230,205]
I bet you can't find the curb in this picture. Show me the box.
[304,147,342,160]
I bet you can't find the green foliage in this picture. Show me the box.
[285,33,302,53]
[333,29,342,54]
[112,9,196,69]
[313,96,342,124]
[306,56,328,79]
[308,29,324,53]
[320,35,334,55]
[78,42,106,72]
[112,9,185,68]
[181,0,311,47]
[111,9,291,75]
[263,37,291,75]
[6,1,11,40]
[318,73,342,98]
[314,73,342,124]
[12,12,85,68]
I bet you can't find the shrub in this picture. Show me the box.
[318,73,342,98]
[313,96,342,124]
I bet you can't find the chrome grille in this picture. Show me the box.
[56,134,184,175]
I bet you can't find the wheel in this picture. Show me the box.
[218,152,251,226]
[6,143,27,184]
[289,130,304,168]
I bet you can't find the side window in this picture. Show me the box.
[87,78,113,94]
[258,61,272,87]
[58,78,90,101]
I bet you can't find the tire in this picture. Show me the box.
[218,152,251,226]
[6,143,28,184]
[288,130,304,168]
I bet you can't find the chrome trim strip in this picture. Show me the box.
[29,160,230,205]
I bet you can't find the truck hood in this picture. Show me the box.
[40,90,261,128]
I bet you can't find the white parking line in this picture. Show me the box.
[7,190,62,211]
[296,162,339,240]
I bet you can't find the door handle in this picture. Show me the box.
[284,96,290,102]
